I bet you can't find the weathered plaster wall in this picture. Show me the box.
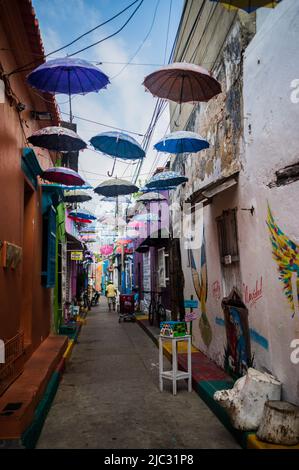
[237,0,299,403]
[173,0,299,403]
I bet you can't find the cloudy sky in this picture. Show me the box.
[33,0,184,218]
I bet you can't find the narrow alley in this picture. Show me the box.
[37,300,239,449]
[1,0,299,456]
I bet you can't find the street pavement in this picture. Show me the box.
[37,298,240,449]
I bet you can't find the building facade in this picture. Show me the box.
[169,0,299,403]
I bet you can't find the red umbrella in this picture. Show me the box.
[143,62,221,103]
[42,167,85,186]
[68,215,92,224]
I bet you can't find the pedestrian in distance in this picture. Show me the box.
[106,281,117,312]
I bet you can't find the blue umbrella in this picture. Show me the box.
[154,131,209,154]
[100,196,131,203]
[146,171,188,189]
[90,131,145,176]
[27,57,109,122]
[139,185,177,192]
[69,209,97,221]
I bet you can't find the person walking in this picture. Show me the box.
[106,281,117,312]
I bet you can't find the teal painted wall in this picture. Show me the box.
[53,203,65,333]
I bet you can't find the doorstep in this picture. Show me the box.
[136,318,299,449]
[0,335,68,440]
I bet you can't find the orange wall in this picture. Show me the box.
[0,21,57,355]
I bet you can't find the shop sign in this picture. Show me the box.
[71,251,83,261]
[184,299,198,309]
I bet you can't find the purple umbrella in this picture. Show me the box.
[27,57,110,122]
[42,167,85,186]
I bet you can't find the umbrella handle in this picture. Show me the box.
[174,102,182,127]
[107,157,116,177]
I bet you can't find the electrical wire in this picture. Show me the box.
[68,0,145,57]
[59,111,144,136]
[163,0,173,64]
[7,0,142,76]
[111,0,161,80]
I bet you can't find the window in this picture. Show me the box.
[216,209,239,265]
[158,248,169,287]
[42,206,57,288]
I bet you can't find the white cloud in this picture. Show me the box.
[35,0,173,223]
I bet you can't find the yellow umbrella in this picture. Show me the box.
[210,0,281,12]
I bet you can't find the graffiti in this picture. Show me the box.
[243,277,263,306]
[267,205,299,318]
[222,289,252,378]
[249,328,268,350]
[212,281,221,300]
[189,231,212,347]
[225,306,248,376]
[215,317,269,350]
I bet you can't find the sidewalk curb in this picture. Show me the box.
[20,313,88,448]
[136,318,299,450]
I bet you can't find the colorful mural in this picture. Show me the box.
[267,205,299,318]
[189,233,212,347]
[222,289,252,378]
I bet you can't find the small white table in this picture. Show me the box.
[158,335,192,395]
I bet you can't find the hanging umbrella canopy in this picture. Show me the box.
[90,131,145,160]
[64,189,92,203]
[134,213,159,222]
[99,196,131,203]
[154,131,209,154]
[100,245,114,256]
[27,57,110,95]
[68,215,92,224]
[140,184,177,192]
[128,220,145,229]
[115,237,132,245]
[146,171,188,189]
[139,186,152,193]
[80,228,97,234]
[42,167,85,186]
[143,62,221,103]
[28,126,86,151]
[69,209,96,221]
[100,215,126,226]
[94,178,139,197]
[209,0,281,12]
[136,191,167,203]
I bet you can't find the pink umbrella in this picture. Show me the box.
[42,167,85,186]
[143,62,221,103]
[100,245,113,256]
[127,220,144,229]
